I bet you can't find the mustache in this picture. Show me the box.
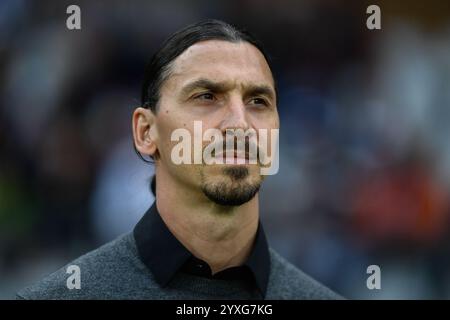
[206,136,264,160]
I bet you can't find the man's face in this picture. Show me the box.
[154,40,279,206]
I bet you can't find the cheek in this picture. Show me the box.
[156,117,201,166]
[269,111,280,128]
[254,116,279,155]
[155,117,184,160]
[253,114,279,132]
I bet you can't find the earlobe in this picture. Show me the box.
[132,107,158,158]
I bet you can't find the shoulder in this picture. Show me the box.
[266,248,343,300]
[16,233,157,300]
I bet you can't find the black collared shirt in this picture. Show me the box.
[133,203,270,297]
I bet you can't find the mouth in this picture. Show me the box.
[213,150,255,164]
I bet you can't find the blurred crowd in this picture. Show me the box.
[1,0,450,299]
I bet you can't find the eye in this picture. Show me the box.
[195,92,215,101]
[249,97,268,106]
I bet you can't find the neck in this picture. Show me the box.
[155,168,259,274]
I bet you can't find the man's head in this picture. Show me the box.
[133,19,279,207]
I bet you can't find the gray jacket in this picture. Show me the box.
[17,232,342,300]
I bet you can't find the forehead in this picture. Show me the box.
[165,40,274,90]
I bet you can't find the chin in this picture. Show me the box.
[200,169,262,207]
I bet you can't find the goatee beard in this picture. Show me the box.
[201,167,260,206]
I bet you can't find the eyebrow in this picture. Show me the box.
[179,78,276,102]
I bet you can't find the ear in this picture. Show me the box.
[132,107,158,158]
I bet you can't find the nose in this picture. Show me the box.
[219,96,250,133]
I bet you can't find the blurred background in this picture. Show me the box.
[1,0,450,299]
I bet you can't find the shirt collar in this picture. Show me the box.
[133,202,270,296]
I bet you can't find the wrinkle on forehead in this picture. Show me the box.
[161,40,275,95]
